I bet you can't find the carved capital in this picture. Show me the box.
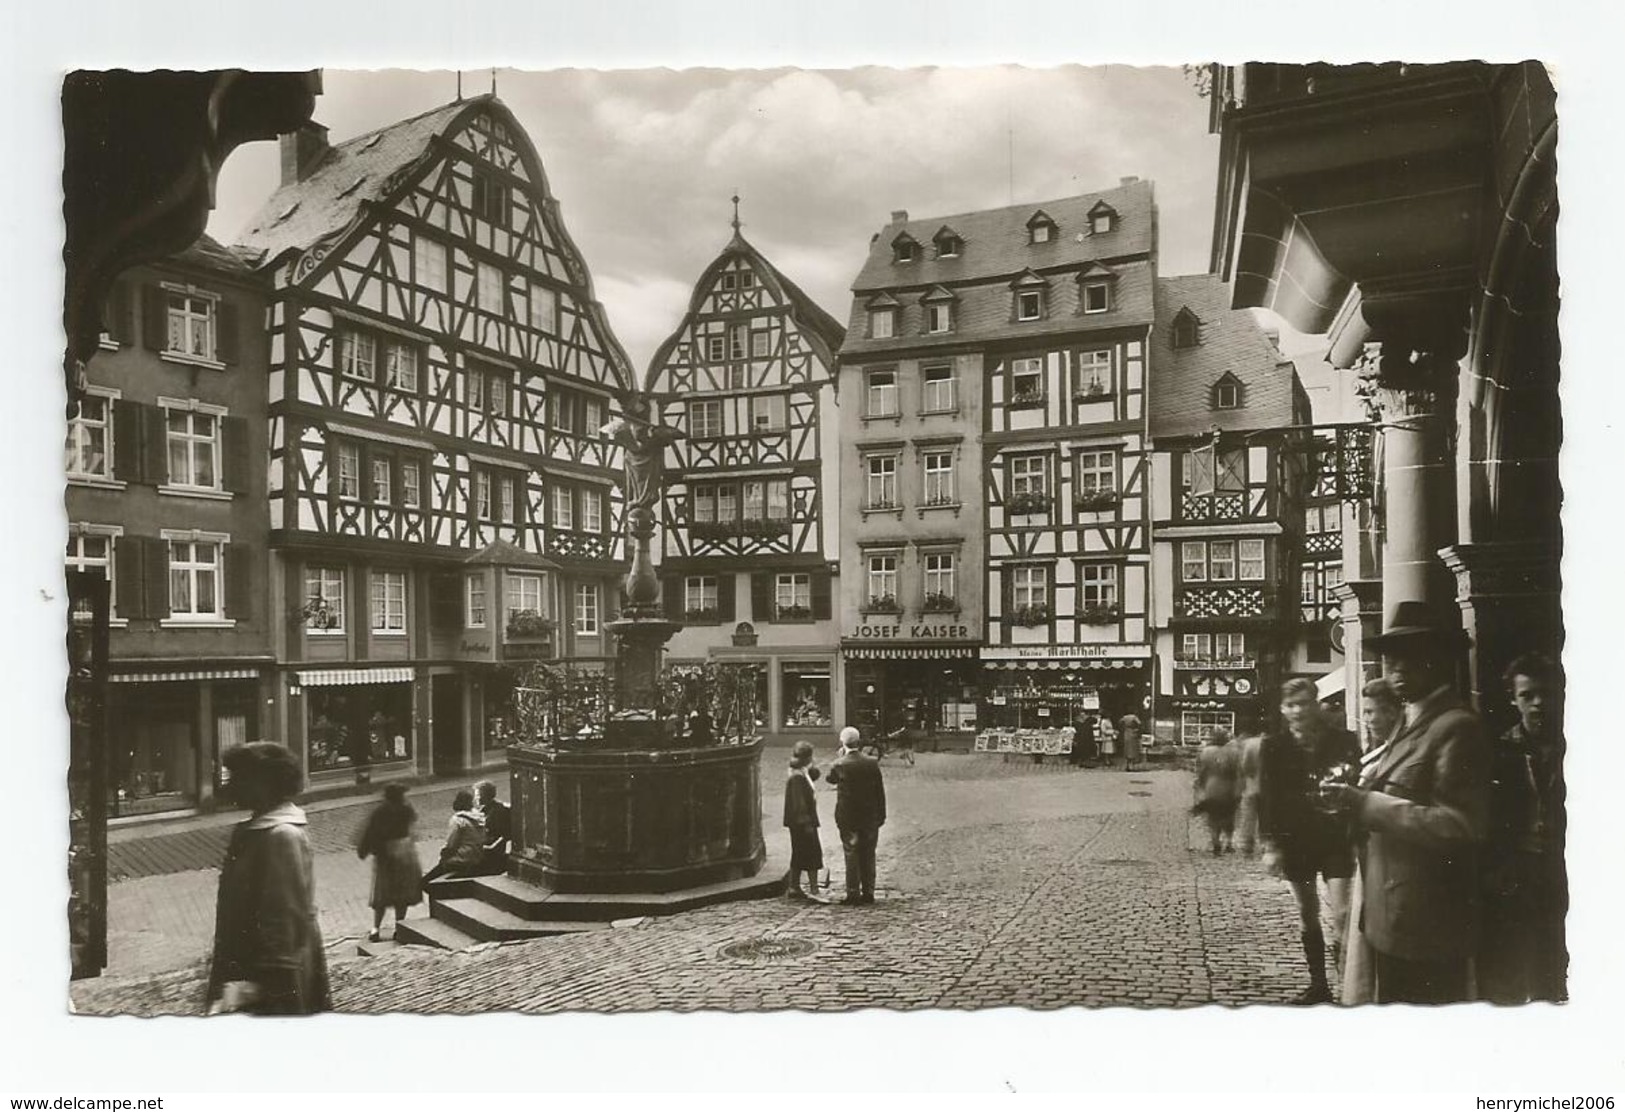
[1438,542,1561,603]
[1355,342,1459,423]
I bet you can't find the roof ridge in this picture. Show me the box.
[335,95,485,151]
[886,179,1151,229]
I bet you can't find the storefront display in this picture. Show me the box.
[781,663,832,728]
[307,682,413,773]
[842,650,980,749]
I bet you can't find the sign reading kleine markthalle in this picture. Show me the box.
[982,644,1153,660]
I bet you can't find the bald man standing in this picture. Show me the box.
[826,726,887,905]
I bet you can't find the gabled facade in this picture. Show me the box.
[839,180,1157,748]
[646,229,846,741]
[1148,274,1311,742]
[235,96,633,785]
[68,237,273,814]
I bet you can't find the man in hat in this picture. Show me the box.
[1320,601,1490,1004]
[826,726,886,905]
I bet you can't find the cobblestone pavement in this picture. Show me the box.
[73,756,1343,1015]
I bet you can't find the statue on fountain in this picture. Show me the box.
[604,393,682,620]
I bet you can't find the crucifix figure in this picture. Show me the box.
[604,394,683,617]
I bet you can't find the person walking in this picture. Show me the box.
[1192,728,1241,855]
[1320,602,1490,1005]
[1478,651,1567,1003]
[1341,677,1404,1004]
[783,741,829,903]
[1120,713,1145,772]
[1234,733,1264,856]
[205,743,331,1016]
[474,779,511,876]
[1259,677,1362,1004]
[356,782,424,942]
[421,789,486,887]
[826,726,887,906]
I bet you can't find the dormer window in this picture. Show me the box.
[865,292,900,339]
[1017,290,1044,321]
[1171,308,1201,349]
[1088,200,1118,235]
[933,227,963,258]
[1212,373,1244,410]
[892,234,920,264]
[1082,281,1111,314]
[921,286,956,335]
[1026,210,1058,245]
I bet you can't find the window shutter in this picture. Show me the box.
[662,576,682,622]
[113,400,144,483]
[224,543,254,621]
[141,284,167,352]
[811,571,832,620]
[751,572,772,622]
[114,535,146,620]
[142,404,169,485]
[143,536,170,620]
[221,416,251,494]
[717,573,736,622]
[429,572,462,628]
[217,300,240,364]
[106,281,134,345]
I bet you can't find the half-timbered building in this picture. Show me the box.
[646,223,846,742]
[233,98,631,786]
[68,237,273,815]
[1148,273,1310,742]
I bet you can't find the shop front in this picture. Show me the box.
[979,644,1152,759]
[841,641,981,751]
[293,666,418,784]
[105,666,263,816]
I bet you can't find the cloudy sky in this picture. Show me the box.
[209,66,1225,371]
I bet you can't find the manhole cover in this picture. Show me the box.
[1128,790,1153,797]
[718,936,819,963]
[1094,859,1150,867]
[1129,779,1153,785]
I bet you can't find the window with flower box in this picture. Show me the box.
[1006,453,1050,515]
[776,573,812,620]
[922,551,956,611]
[1009,565,1049,625]
[505,573,548,630]
[864,556,899,612]
[1078,562,1119,619]
[1075,350,1112,400]
[865,454,898,509]
[1075,450,1117,508]
[304,567,345,632]
[922,451,955,506]
[1009,357,1044,407]
[685,576,719,621]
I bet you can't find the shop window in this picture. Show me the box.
[371,571,407,633]
[782,663,832,728]
[307,683,414,772]
[1180,710,1234,747]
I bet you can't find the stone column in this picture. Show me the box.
[1438,541,1562,727]
[1363,344,1460,625]
[1333,578,1383,732]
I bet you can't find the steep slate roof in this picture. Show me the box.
[233,99,472,265]
[644,230,847,390]
[1149,273,1302,439]
[172,233,257,277]
[849,179,1155,292]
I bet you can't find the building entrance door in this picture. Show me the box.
[431,675,464,775]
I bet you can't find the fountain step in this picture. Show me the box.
[394,916,481,952]
[430,897,611,942]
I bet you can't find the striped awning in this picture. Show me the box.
[110,667,260,684]
[983,659,1145,671]
[296,667,414,686]
[842,645,978,660]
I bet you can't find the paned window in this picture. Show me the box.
[65,532,116,617]
[168,539,221,619]
[718,484,739,522]
[529,283,557,332]
[165,292,216,360]
[66,394,111,479]
[776,573,812,618]
[729,324,748,360]
[414,237,447,293]
[1215,632,1248,662]
[870,309,896,339]
[304,567,344,632]
[473,172,508,224]
[401,460,421,508]
[475,471,493,521]
[551,486,573,530]
[384,342,419,392]
[466,574,487,628]
[686,576,718,614]
[923,451,955,505]
[1181,711,1235,747]
[489,374,508,418]
[1016,289,1044,321]
[1012,565,1048,610]
[477,261,503,313]
[1215,381,1240,409]
[551,390,573,432]
[336,443,360,499]
[1079,563,1118,609]
[583,397,603,438]
[1082,281,1111,314]
[370,571,406,633]
[922,364,955,412]
[751,330,771,358]
[1238,539,1266,581]
[1031,222,1053,244]
[866,455,898,508]
[165,409,220,489]
[866,369,898,417]
[866,555,898,603]
[707,335,726,363]
[1077,350,1112,396]
[498,476,516,523]
[688,399,723,439]
[692,485,717,523]
[1301,567,1319,606]
[371,457,392,503]
[750,394,786,432]
[1009,453,1048,495]
[1010,357,1043,402]
[340,331,377,382]
[1076,450,1115,494]
[1181,541,1208,582]
[738,269,755,288]
[1210,540,1237,581]
[506,573,545,620]
[721,272,737,291]
[582,488,603,533]
[743,480,765,521]
[468,369,486,411]
[574,583,599,634]
[926,302,952,334]
[923,552,955,600]
[1182,633,1212,661]
[1091,211,1115,235]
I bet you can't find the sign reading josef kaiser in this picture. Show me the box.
[850,622,973,640]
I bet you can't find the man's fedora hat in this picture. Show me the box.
[1363,600,1468,652]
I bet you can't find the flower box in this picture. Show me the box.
[683,607,720,624]
[1072,385,1113,403]
[505,609,555,639]
[1074,489,1120,512]
[775,604,813,621]
[1005,490,1052,516]
[1009,604,1050,627]
[689,521,734,542]
[863,595,902,615]
[1007,390,1046,411]
[739,517,790,541]
[921,592,959,613]
[1079,606,1123,625]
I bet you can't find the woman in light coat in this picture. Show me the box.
[357,782,423,941]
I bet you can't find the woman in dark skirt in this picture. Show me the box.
[356,782,423,941]
[205,743,331,1016]
[783,741,828,903]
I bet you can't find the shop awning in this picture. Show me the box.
[842,645,978,660]
[296,667,415,686]
[983,659,1145,671]
[110,667,260,684]
[1315,668,1347,702]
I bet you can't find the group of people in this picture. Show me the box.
[1064,712,1148,771]
[1191,602,1566,1006]
[781,726,888,905]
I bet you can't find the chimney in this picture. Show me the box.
[280,121,330,187]
[1119,175,1140,186]
[890,209,909,224]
